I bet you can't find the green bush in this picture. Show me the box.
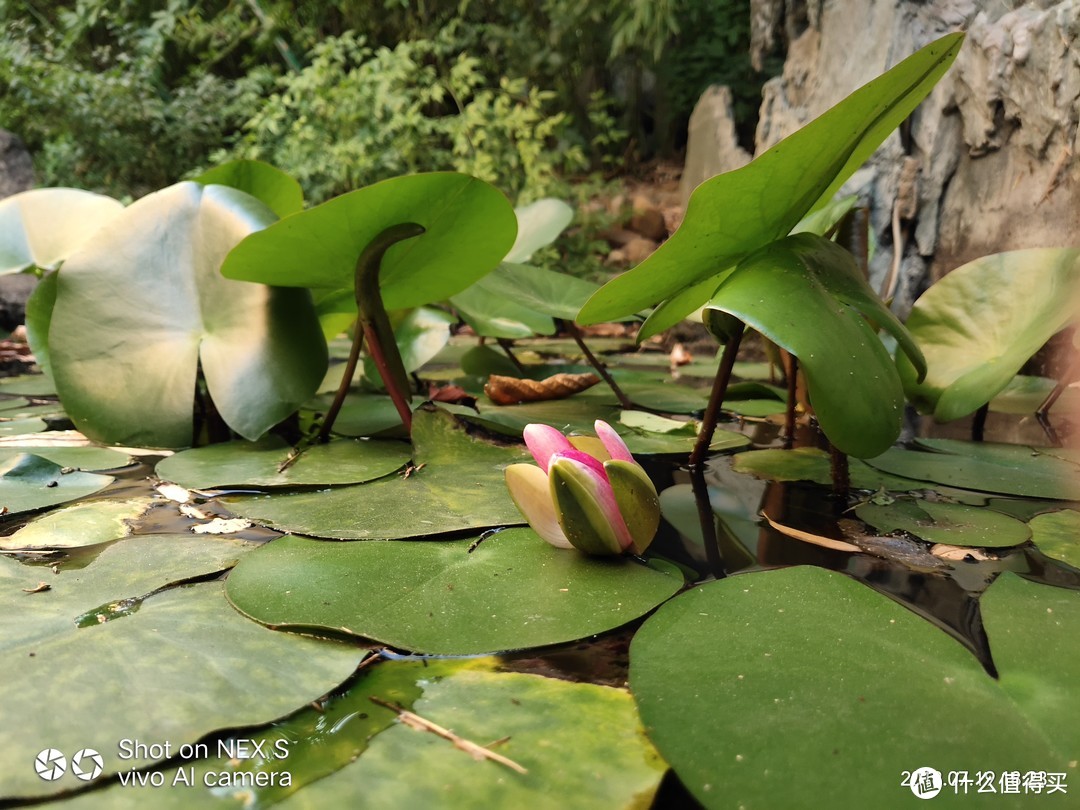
[218,31,587,203]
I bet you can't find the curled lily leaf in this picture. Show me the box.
[505,420,661,556]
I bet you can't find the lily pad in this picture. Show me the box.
[1028,510,1080,569]
[63,660,665,810]
[362,306,456,381]
[0,444,131,471]
[49,182,328,447]
[0,497,151,550]
[732,447,926,492]
[473,262,600,321]
[156,435,411,490]
[224,407,530,539]
[0,453,113,516]
[0,534,363,799]
[898,248,1080,421]
[452,281,556,338]
[0,374,57,396]
[278,668,666,809]
[0,188,123,274]
[855,499,1031,548]
[630,566,1077,809]
[0,418,47,436]
[226,527,682,654]
[864,441,1080,501]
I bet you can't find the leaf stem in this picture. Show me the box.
[317,328,366,443]
[690,321,745,469]
[564,320,633,409]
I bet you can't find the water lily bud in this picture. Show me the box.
[505,420,661,556]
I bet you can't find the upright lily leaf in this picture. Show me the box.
[225,527,682,654]
[707,234,923,457]
[48,182,328,448]
[631,566,1077,810]
[897,248,1080,421]
[194,159,305,218]
[0,188,123,275]
[474,263,600,321]
[452,280,556,338]
[505,198,574,262]
[578,33,963,324]
[220,173,517,310]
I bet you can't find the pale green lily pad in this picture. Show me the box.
[0,397,29,413]
[474,262,600,321]
[864,441,1080,500]
[224,408,530,539]
[0,534,362,799]
[506,198,574,262]
[898,248,1080,421]
[0,497,151,549]
[303,392,412,437]
[0,188,124,274]
[732,447,927,491]
[855,499,1031,548]
[363,306,455,382]
[0,402,65,420]
[583,380,709,414]
[452,281,556,338]
[630,566,1077,810]
[1029,510,1080,569]
[619,410,697,435]
[226,527,683,654]
[724,399,787,417]
[279,669,665,809]
[0,444,131,471]
[0,453,113,515]
[988,375,1078,415]
[155,435,410,489]
[49,182,327,447]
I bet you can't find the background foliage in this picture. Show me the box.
[0,0,769,204]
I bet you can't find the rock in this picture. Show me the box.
[744,0,1079,315]
[0,274,39,332]
[0,130,34,200]
[599,226,640,248]
[679,85,753,206]
[623,236,659,265]
[629,194,668,241]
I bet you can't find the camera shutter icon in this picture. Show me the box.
[71,748,104,781]
[34,749,67,781]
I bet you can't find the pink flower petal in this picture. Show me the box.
[594,420,634,463]
[523,423,574,472]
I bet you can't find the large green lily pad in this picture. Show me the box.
[578,34,963,324]
[49,181,328,447]
[62,660,665,810]
[278,668,666,809]
[155,435,410,489]
[223,407,530,539]
[630,566,1078,809]
[0,453,113,516]
[864,441,1080,500]
[898,248,1080,421]
[0,534,363,799]
[0,444,131,471]
[855,499,1031,548]
[220,172,517,310]
[225,527,683,655]
[1029,510,1080,570]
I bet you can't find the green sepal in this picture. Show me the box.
[549,459,624,556]
[605,459,661,555]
